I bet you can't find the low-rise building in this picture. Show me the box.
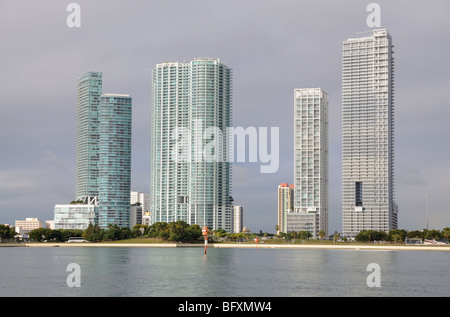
[54,196,97,230]
[15,218,43,235]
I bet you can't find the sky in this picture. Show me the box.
[1,0,449,234]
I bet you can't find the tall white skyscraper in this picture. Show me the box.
[342,29,397,238]
[293,88,329,238]
[150,58,233,232]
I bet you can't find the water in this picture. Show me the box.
[0,247,448,297]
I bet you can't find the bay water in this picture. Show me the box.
[0,247,448,297]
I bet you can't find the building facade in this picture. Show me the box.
[150,57,233,232]
[233,205,243,233]
[75,71,102,199]
[98,94,132,229]
[293,88,329,238]
[277,183,294,234]
[342,29,397,238]
[54,197,97,230]
[130,191,149,214]
[15,218,43,234]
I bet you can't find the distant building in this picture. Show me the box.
[45,220,54,229]
[286,211,318,236]
[54,196,97,230]
[15,218,43,235]
[233,205,243,233]
[130,191,149,213]
[130,205,143,228]
[142,212,151,226]
[277,183,294,234]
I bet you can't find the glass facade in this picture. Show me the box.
[75,72,102,199]
[98,94,132,229]
[150,58,233,232]
[54,204,97,230]
[342,29,398,238]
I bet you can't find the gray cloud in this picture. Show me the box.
[1,0,450,232]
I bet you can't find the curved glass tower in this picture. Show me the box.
[98,94,132,229]
[150,58,233,231]
[75,71,102,199]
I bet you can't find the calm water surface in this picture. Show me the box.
[0,247,448,297]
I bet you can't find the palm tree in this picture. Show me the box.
[319,230,325,240]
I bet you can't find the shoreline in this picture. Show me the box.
[1,242,449,251]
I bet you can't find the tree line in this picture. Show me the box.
[23,221,204,243]
[354,228,450,243]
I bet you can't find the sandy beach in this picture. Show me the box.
[2,242,448,251]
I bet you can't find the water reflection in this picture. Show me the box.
[0,247,448,297]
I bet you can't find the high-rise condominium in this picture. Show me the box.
[75,71,102,199]
[71,72,132,230]
[293,88,329,238]
[98,94,132,229]
[233,205,243,233]
[150,58,233,232]
[277,183,294,234]
[342,29,397,238]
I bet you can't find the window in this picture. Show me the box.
[355,182,363,206]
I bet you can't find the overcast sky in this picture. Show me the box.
[1,0,449,233]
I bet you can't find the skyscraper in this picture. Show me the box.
[75,71,102,199]
[233,205,243,233]
[65,72,133,230]
[150,57,233,232]
[98,94,132,229]
[292,88,329,238]
[342,29,397,238]
[277,183,294,234]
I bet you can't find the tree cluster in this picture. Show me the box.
[145,221,203,242]
[354,228,450,243]
[212,228,256,242]
[0,224,17,242]
[27,228,84,242]
[277,231,313,240]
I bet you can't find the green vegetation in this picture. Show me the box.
[24,221,203,243]
[28,228,84,242]
[9,222,450,246]
[69,199,84,204]
[354,228,450,243]
[0,224,17,242]
[144,221,202,242]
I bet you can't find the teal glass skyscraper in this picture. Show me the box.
[98,94,132,229]
[150,58,233,232]
[75,71,102,199]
